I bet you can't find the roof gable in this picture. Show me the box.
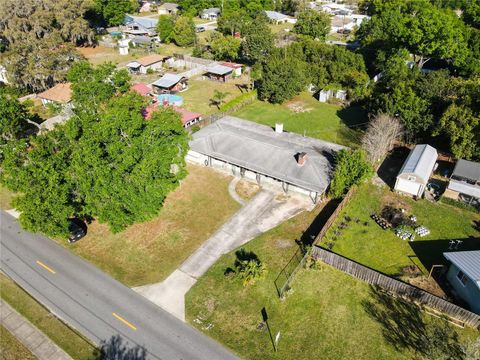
[398,144,438,183]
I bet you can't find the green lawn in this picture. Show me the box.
[0,185,15,209]
[186,205,478,360]
[321,182,480,277]
[63,164,240,286]
[0,274,96,360]
[181,78,251,116]
[0,325,37,360]
[234,92,366,146]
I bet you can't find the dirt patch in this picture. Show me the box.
[402,275,447,298]
[235,180,260,201]
[286,101,313,113]
[275,239,293,249]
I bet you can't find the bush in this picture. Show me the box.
[219,90,257,113]
[146,68,155,74]
[233,248,267,286]
[439,196,479,213]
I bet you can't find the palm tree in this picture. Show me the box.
[209,90,229,109]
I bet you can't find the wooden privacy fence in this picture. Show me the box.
[313,187,357,245]
[312,246,480,329]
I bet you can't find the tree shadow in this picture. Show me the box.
[234,248,259,264]
[376,146,410,188]
[362,286,465,359]
[94,335,147,360]
[235,83,250,93]
[336,105,368,129]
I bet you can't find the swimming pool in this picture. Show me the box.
[109,31,122,36]
[157,94,184,106]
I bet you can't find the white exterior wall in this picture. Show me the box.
[0,66,8,84]
[186,150,316,197]
[394,177,423,197]
[140,62,163,74]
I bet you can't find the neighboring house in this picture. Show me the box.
[444,159,480,205]
[123,15,158,36]
[37,83,72,107]
[444,251,480,315]
[222,62,243,77]
[131,83,152,97]
[204,64,234,82]
[143,102,202,128]
[187,116,345,202]
[158,3,179,15]
[130,36,159,47]
[151,73,188,94]
[126,54,165,74]
[394,144,438,198]
[321,3,353,15]
[264,10,291,24]
[0,65,8,84]
[201,8,220,20]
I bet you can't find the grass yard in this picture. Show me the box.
[0,274,96,360]
[234,92,367,147]
[181,77,251,115]
[65,164,240,286]
[0,325,37,360]
[321,182,480,278]
[0,185,15,210]
[77,46,142,67]
[186,205,478,360]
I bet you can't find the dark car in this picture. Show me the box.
[195,26,206,33]
[68,219,86,244]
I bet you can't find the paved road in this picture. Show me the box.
[0,211,238,360]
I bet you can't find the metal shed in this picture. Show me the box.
[394,144,438,198]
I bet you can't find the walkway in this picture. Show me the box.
[134,189,312,320]
[0,299,73,360]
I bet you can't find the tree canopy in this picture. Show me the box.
[0,62,189,237]
[94,0,138,26]
[157,15,175,44]
[293,9,331,40]
[173,16,197,47]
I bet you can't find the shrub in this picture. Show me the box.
[233,249,267,286]
[439,196,479,213]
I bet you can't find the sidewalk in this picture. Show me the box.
[0,299,72,360]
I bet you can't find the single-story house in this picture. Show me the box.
[264,10,292,24]
[151,73,188,94]
[321,3,353,16]
[123,15,158,36]
[131,83,152,97]
[158,3,179,15]
[37,83,72,107]
[394,144,438,198]
[444,159,480,205]
[0,65,8,84]
[187,116,344,202]
[222,62,243,77]
[444,251,480,314]
[201,7,220,20]
[126,54,165,74]
[204,64,234,82]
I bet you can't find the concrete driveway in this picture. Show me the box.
[134,188,312,320]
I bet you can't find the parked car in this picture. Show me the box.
[196,26,206,33]
[337,28,351,34]
[68,219,86,244]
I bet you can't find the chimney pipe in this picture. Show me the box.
[296,152,307,166]
[275,123,283,134]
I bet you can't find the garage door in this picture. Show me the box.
[395,178,421,196]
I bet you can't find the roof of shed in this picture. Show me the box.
[37,83,72,103]
[206,64,233,76]
[398,144,438,184]
[264,10,288,21]
[189,116,345,193]
[452,159,480,182]
[137,54,165,66]
[152,73,183,88]
[444,251,480,287]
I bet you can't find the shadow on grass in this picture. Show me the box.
[376,147,410,188]
[95,335,147,360]
[362,286,465,359]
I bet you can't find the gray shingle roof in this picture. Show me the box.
[206,65,233,76]
[202,7,220,15]
[124,15,158,29]
[398,144,438,184]
[452,159,480,182]
[152,73,183,88]
[189,116,345,193]
[444,251,480,287]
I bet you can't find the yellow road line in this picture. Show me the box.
[36,260,56,274]
[112,312,137,331]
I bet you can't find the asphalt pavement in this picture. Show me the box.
[0,211,238,360]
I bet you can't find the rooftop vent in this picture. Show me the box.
[275,123,283,134]
[296,152,307,166]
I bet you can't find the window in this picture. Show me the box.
[456,270,468,286]
[407,175,416,181]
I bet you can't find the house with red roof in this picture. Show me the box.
[222,62,243,77]
[143,102,202,129]
[131,83,152,97]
